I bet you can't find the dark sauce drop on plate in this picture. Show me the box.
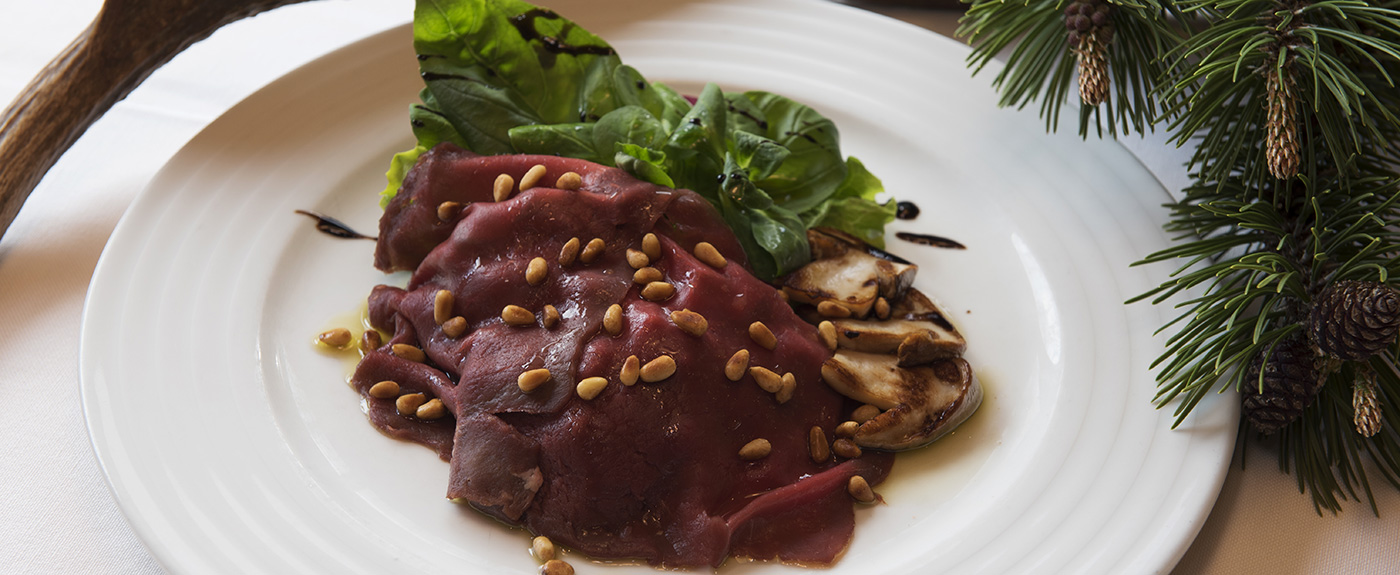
[896,201,920,220]
[896,231,966,250]
[296,210,376,240]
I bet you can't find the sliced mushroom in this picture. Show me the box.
[820,351,981,451]
[808,227,914,266]
[831,318,965,365]
[783,249,916,317]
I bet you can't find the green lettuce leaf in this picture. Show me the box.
[384,0,898,279]
[800,157,896,247]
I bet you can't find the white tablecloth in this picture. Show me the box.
[1,1,1395,573]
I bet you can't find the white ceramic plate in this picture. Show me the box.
[80,1,1236,573]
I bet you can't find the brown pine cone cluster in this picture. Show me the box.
[1309,280,1400,361]
[1063,0,1115,47]
[1241,335,1322,434]
[1064,0,1115,106]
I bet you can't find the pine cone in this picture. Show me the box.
[1353,368,1383,438]
[1265,67,1300,180]
[1063,0,1114,106]
[1241,335,1322,434]
[1309,280,1400,361]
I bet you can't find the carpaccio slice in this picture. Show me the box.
[351,142,893,567]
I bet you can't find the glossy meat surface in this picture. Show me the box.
[351,143,892,567]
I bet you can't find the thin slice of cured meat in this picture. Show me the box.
[350,143,894,568]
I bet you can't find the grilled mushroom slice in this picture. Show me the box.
[782,245,916,316]
[820,351,981,451]
[830,318,966,365]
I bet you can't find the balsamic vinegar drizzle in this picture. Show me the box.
[510,8,617,56]
[896,232,966,250]
[295,210,376,240]
[895,201,920,220]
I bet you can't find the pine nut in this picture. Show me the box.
[739,438,771,460]
[640,355,677,382]
[559,237,581,266]
[725,350,750,381]
[834,421,860,438]
[670,309,708,336]
[520,164,547,191]
[874,297,891,319]
[437,201,461,222]
[502,305,535,326]
[576,376,608,400]
[392,343,425,363]
[518,368,552,393]
[776,372,796,403]
[604,304,623,336]
[368,380,400,399]
[642,233,660,260]
[818,301,852,318]
[777,289,790,303]
[396,393,426,416]
[847,475,875,503]
[359,330,382,352]
[532,536,557,562]
[620,355,641,385]
[524,257,548,286]
[693,241,726,268]
[555,171,582,190]
[748,321,777,350]
[818,321,837,351]
[750,366,783,393]
[318,328,352,348]
[832,438,862,459]
[626,248,650,269]
[633,267,662,284]
[493,173,515,202]
[580,238,605,264]
[443,316,467,338]
[434,289,454,325]
[641,281,675,301]
[541,559,574,575]
[417,398,447,420]
[809,426,830,463]
[852,404,881,423]
[542,305,561,329]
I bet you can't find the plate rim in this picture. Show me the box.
[78,2,1237,573]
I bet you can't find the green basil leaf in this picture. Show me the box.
[749,205,811,276]
[593,105,667,152]
[729,130,789,182]
[802,196,896,248]
[508,123,603,163]
[719,152,773,210]
[801,157,894,247]
[650,82,693,133]
[609,65,667,118]
[419,59,537,154]
[715,189,776,279]
[742,91,847,213]
[615,144,675,188]
[663,83,728,197]
[724,91,767,136]
[409,90,469,149]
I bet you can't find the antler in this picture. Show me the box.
[0,0,314,242]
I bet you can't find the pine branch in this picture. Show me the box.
[959,0,1186,136]
[964,0,1400,512]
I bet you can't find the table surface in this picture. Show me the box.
[1,1,1395,573]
